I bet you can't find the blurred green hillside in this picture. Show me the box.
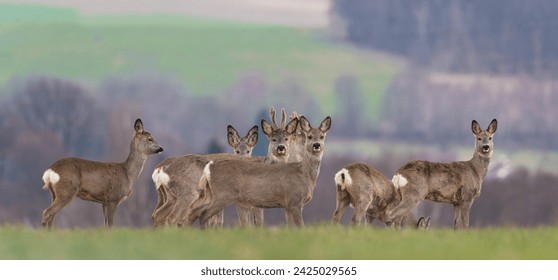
[0,3,399,117]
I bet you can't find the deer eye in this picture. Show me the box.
[320,135,324,140]
[489,137,492,140]
[308,135,313,140]
[148,138,154,142]
[235,150,240,154]
[272,138,277,142]
[477,137,482,141]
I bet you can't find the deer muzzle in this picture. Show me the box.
[312,143,321,152]
[276,145,286,154]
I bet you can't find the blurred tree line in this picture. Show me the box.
[0,73,557,227]
[330,0,558,150]
[0,73,351,227]
[331,0,558,76]
[4,0,558,226]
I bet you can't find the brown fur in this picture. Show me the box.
[151,108,301,227]
[41,119,163,228]
[188,116,331,228]
[386,119,498,229]
[332,163,417,227]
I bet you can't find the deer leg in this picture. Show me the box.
[186,193,211,227]
[332,197,350,224]
[403,210,417,228]
[460,201,473,229]
[199,203,228,229]
[236,205,251,226]
[207,210,224,228]
[386,187,424,229]
[152,185,171,225]
[351,197,372,226]
[453,201,472,229]
[41,183,77,228]
[285,209,293,226]
[154,186,166,213]
[253,208,264,227]
[103,202,118,228]
[287,206,304,227]
[175,193,201,227]
[153,188,177,227]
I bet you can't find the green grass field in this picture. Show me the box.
[0,225,556,259]
[0,3,399,118]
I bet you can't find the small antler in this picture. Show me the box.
[269,107,278,129]
[280,108,286,129]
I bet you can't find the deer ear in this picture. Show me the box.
[246,125,259,147]
[134,119,144,133]
[261,119,273,138]
[487,119,498,134]
[289,111,299,120]
[227,125,238,136]
[471,120,482,135]
[285,118,299,135]
[319,116,332,133]
[299,116,311,133]
[227,130,240,148]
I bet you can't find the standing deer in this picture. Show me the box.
[332,163,419,228]
[385,119,498,229]
[151,108,299,227]
[151,124,258,227]
[188,115,331,228]
[41,119,163,228]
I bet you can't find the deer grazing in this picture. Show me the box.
[151,107,299,227]
[385,119,498,229]
[332,163,423,228]
[188,115,331,228]
[41,119,163,228]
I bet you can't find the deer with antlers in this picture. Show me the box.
[188,115,331,228]
[151,107,300,227]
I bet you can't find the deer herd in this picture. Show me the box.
[40,108,498,231]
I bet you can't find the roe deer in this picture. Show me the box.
[151,124,258,227]
[188,115,331,228]
[235,109,311,227]
[385,119,498,229]
[41,119,163,228]
[151,108,299,227]
[332,163,417,227]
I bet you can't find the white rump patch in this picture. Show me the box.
[392,173,408,189]
[42,169,60,189]
[152,167,170,189]
[203,161,214,181]
[334,168,352,190]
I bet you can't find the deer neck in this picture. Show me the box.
[123,144,148,180]
[469,151,491,179]
[302,152,322,189]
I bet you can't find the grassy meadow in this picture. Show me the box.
[0,3,399,117]
[0,225,556,259]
